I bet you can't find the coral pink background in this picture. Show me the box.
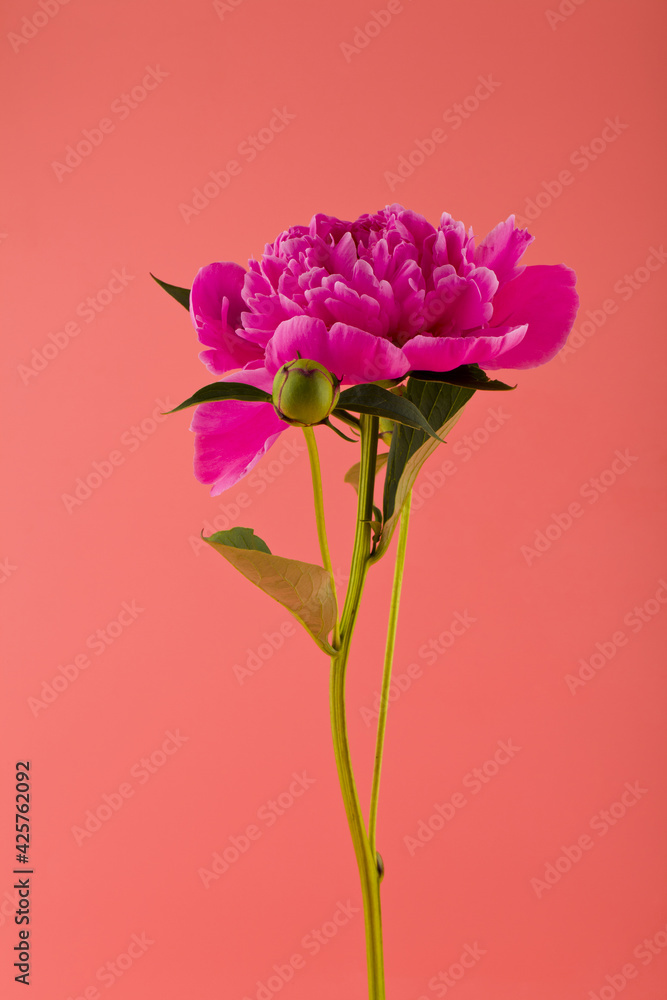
[2,1,666,997]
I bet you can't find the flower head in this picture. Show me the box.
[187,204,579,493]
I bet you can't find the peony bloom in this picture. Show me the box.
[188,204,578,494]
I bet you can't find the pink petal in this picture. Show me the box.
[402,326,528,371]
[264,316,410,385]
[473,216,534,286]
[190,365,285,495]
[330,231,358,278]
[190,262,263,374]
[484,264,579,369]
[387,204,437,249]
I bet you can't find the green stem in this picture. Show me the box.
[368,489,412,860]
[303,425,341,649]
[330,414,386,1000]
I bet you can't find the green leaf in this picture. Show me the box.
[330,409,361,431]
[336,384,443,441]
[344,452,390,493]
[410,363,516,391]
[206,526,270,553]
[323,418,358,443]
[376,379,475,560]
[150,273,191,310]
[203,527,337,655]
[373,377,405,388]
[370,505,383,548]
[167,382,273,413]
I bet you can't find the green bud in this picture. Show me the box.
[378,416,395,444]
[378,386,404,443]
[272,359,341,426]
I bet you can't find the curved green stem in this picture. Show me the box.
[368,489,412,859]
[339,415,379,638]
[330,414,386,999]
[303,425,340,649]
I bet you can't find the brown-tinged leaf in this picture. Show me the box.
[203,527,337,655]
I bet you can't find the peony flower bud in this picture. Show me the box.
[378,417,395,444]
[378,385,405,442]
[272,359,341,426]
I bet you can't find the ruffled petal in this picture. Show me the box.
[484,264,579,369]
[473,216,534,286]
[190,263,263,374]
[264,316,410,384]
[190,365,285,495]
[402,325,528,371]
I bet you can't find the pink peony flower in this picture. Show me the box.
[188,204,578,494]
